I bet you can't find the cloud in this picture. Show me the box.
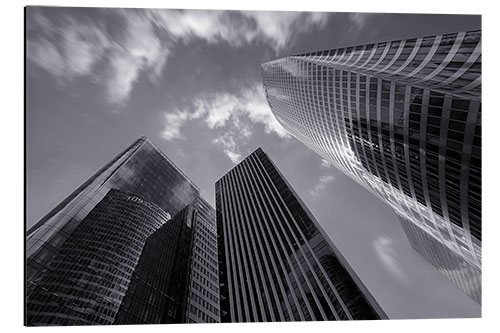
[27,38,66,77]
[102,10,169,105]
[213,132,243,163]
[242,11,328,51]
[161,110,190,140]
[320,159,333,169]
[348,13,372,30]
[150,9,328,53]
[160,84,290,139]
[374,236,408,283]
[160,82,290,162]
[201,93,240,129]
[27,18,109,79]
[27,8,330,107]
[241,86,291,138]
[26,9,168,107]
[309,174,335,196]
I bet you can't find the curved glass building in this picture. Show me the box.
[261,30,481,303]
[26,137,220,325]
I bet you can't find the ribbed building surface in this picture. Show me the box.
[184,197,221,323]
[398,215,481,304]
[216,148,387,322]
[26,137,220,325]
[261,30,481,303]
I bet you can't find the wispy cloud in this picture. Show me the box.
[241,11,328,51]
[348,13,370,29]
[310,175,335,196]
[308,157,336,196]
[160,83,290,162]
[26,9,168,107]
[150,9,328,53]
[27,17,109,79]
[320,159,333,169]
[213,132,243,163]
[161,110,190,140]
[374,236,408,283]
[27,8,330,107]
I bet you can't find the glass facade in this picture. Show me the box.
[261,30,481,303]
[216,148,387,322]
[184,197,221,323]
[398,215,481,304]
[114,204,195,324]
[26,137,220,325]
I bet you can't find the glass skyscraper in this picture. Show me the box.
[215,148,387,322]
[261,30,481,303]
[184,197,221,323]
[26,137,220,325]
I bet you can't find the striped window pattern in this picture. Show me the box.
[261,30,481,304]
[216,148,387,322]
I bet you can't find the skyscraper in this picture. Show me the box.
[26,137,220,325]
[261,30,481,303]
[216,148,387,322]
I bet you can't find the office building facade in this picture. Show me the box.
[26,137,220,325]
[261,30,481,302]
[184,197,221,323]
[216,148,387,322]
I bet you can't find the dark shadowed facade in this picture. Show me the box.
[26,137,220,325]
[184,197,221,323]
[261,30,481,303]
[216,148,387,322]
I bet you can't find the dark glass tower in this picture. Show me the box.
[184,197,221,323]
[215,148,387,322]
[26,137,220,325]
[261,30,481,303]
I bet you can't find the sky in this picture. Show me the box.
[26,7,481,319]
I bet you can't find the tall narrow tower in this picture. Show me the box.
[216,148,387,322]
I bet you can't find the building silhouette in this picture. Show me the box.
[261,30,481,303]
[215,148,387,322]
[26,137,220,325]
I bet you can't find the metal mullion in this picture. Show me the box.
[240,157,315,321]
[219,177,242,322]
[389,38,423,76]
[437,95,455,244]
[366,42,391,72]
[345,70,381,193]
[378,40,406,73]
[417,89,444,238]
[249,153,351,319]
[237,160,295,321]
[226,170,261,321]
[423,32,465,82]
[224,173,252,322]
[231,163,288,322]
[406,36,443,79]
[231,162,282,321]
[387,81,416,216]
[352,44,378,70]
[458,100,481,267]
[247,154,345,320]
[375,78,403,206]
